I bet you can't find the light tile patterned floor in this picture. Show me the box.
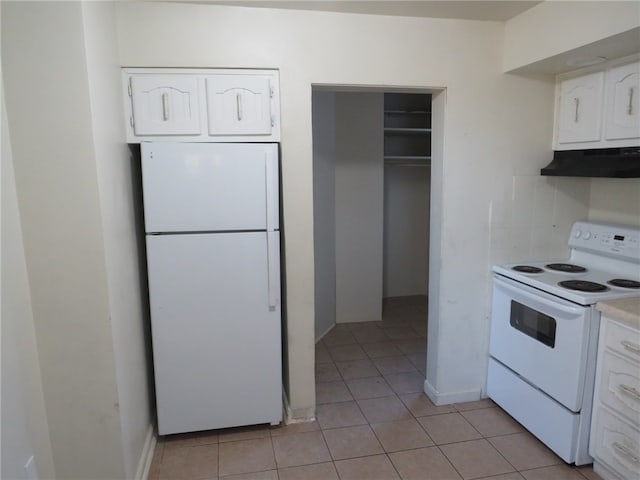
[148,296,602,480]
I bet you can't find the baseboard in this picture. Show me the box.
[135,424,156,480]
[424,379,482,406]
[315,323,336,343]
[282,390,315,424]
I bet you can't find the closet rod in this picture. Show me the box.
[384,163,431,168]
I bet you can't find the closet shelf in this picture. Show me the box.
[384,110,431,115]
[384,127,432,134]
[384,156,431,167]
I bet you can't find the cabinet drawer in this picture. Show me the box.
[599,350,640,427]
[604,318,640,362]
[591,406,640,480]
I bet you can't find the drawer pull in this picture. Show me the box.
[621,340,640,355]
[619,384,640,401]
[613,441,640,464]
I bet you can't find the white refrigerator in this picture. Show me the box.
[141,142,282,435]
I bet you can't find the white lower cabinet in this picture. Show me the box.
[590,314,640,480]
[592,407,640,480]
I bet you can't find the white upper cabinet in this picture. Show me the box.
[129,75,201,136]
[554,56,640,150]
[557,72,604,145]
[206,75,274,137]
[605,61,640,140]
[123,68,280,143]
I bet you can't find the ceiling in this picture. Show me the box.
[156,0,638,74]
[193,1,544,22]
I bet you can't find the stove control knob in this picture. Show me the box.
[574,229,582,238]
[583,231,592,240]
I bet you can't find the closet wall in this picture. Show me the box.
[383,166,430,297]
[334,92,384,324]
[312,90,430,340]
[312,91,337,339]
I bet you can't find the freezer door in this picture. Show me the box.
[146,232,282,435]
[141,143,279,233]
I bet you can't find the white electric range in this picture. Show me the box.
[487,221,640,466]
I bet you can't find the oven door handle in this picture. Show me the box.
[494,276,585,316]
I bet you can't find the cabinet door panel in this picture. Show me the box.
[206,75,272,136]
[591,406,640,480]
[605,62,640,140]
[557,72,604,144]
[130,76,201,135]
[599,350,640,427]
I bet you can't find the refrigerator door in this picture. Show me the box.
[147,232,282,435]
[141,142,279,233]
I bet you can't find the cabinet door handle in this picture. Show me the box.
[236,93,243,121]
[628,86,635,115]
[574,97,580,123]
[161,93,169,121]
[613,441,640,464]
[619,384,640,401]
[621,340,640,355]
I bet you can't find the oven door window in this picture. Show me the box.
[509,301,556,348]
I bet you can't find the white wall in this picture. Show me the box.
[588,178,640,227]
[2,3,126,476]
[115,1,563,411]
[383,166,430,298]
[335,92,384,323]
[1,83,56,480]
[2,2,152,477]
[504,1,640,73]
[81,3,153,478]
[312,91,337,340]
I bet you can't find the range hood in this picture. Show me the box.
[541,147,640,178]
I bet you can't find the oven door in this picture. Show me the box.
[489,274,593,412]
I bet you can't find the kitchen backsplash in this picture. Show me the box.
[489,175,591,265]
[588,178,640,227]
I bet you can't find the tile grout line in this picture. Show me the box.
[154,296,601,480]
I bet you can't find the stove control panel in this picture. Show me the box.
[570,222,640,262]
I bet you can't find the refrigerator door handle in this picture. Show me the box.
[266,231,279,310]
[265,151,278,309]
[265,151,276,232]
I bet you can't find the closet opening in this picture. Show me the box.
[312,87,433,396]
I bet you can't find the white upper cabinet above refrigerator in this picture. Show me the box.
[206,74,275,137]
[123,68,281,143]
[129,75,201,136]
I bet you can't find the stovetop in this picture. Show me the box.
[493,222,640,306]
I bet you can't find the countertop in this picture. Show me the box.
[597,297,640,329]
